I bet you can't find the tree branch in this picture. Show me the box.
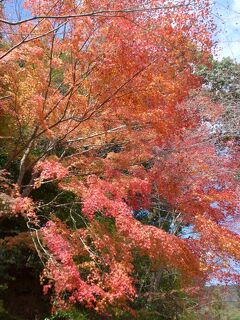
[0,21,68,60]
[0,3,192,26]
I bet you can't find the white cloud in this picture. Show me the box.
[232,0,240,12]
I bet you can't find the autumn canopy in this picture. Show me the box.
[0,0,239,316]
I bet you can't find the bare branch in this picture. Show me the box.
[66,124,127,144]
[0,95,12,100]
[0,3,192,26]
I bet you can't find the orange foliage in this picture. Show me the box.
[0,0,240,315]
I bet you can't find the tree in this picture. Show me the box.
[197,57,240,143]
[0,0,239,317]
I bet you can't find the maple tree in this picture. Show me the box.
[0,0,240,317]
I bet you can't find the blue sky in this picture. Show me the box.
[214,0,240,61]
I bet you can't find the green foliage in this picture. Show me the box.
[44,308,89,320]
[197,57,240,102]
[127,251,196,320]
[196,286,240,320]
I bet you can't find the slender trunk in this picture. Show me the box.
[17,138,35,187]
[4,126,39,170]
